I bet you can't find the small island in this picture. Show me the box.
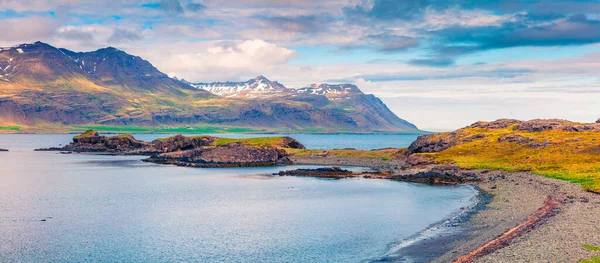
[36,130,305,167]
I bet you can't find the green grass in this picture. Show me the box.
[581,257,600,263]
[71,125,265,134]
[0,125,21,131]
[214,137,290,147]
[584,245,600,251]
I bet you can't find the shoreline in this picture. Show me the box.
[369,184,492,263]
[291,155,600,262]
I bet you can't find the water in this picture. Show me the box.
[0,135,476,262]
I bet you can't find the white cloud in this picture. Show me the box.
[129,39,296,82]
[0,16,61,45]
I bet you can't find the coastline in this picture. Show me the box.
[291,156,600,262]
[369,184,492,263]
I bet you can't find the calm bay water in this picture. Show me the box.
[0,134,475,262]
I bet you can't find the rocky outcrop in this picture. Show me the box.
[278,137,306,149]
[513,119,600,132]
[390,165,482,184]
[470,119,521,129]
[0,148,8,152]
[140,135,217,154]
[277,166,354,178]
[37,130,149,153]
[497,134,533,144]
[405,130,470,155]
[144,143,291,168]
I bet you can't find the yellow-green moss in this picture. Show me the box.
[423,126,600,193]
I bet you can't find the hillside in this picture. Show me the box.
[0,42,419,133]
[406,119,600,192]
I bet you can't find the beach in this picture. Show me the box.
[291,155,600,262]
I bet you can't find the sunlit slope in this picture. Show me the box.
[410,119,600,192]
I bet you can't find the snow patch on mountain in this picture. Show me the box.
[189,76,294,98]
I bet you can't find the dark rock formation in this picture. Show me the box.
[498,134,533,144]
[143,135,217,154]
[596,118,600,124]
[278,137,306,149]
[277,166,354,178]
[144,143,291,168]
[37,130,148,153]
[405,130,469,155]
[0,148,8,152]
[389,165,481,184]
[470,119,521,129]
[513,119,600,132]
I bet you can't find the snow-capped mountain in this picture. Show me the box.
[189,75,294,98]
[0,41,420,133]
[295,84,362,100]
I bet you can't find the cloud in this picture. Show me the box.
[135,39,296,82]
[186,2,206,12]
[343,0,435,21]
[55,28,94,42]
[0,16,60,43]
[408,57,455,67]
[160,0,184,14]
[143,0,184,14]
[367,33,419,52]
[432,14,600,54]
[107,28,143,43]
[255,14,331,33]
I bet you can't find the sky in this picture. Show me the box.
[1,0,600,131]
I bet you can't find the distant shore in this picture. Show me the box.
[291,155,600,262]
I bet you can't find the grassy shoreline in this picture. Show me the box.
[0,124,428,135]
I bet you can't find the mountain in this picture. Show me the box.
[188,75,294,98]
[295,84,363,100]
[0,42,420,133]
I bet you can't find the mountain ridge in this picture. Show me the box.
[0,41,420,133]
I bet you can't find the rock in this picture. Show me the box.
[405,129,470,155]
[143,143,291,168]
[39,130,150,153]
[311,151,329,157]
[404,155,432,167]
[596,118,600,124]
[513,119,600,132]
[0,148,8,152]
[144,135,217,154]
[390,165,481,184]
[278,137,306,149]
[497,134,533,144]
[470,119,522,129]
[277,166,354,178]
